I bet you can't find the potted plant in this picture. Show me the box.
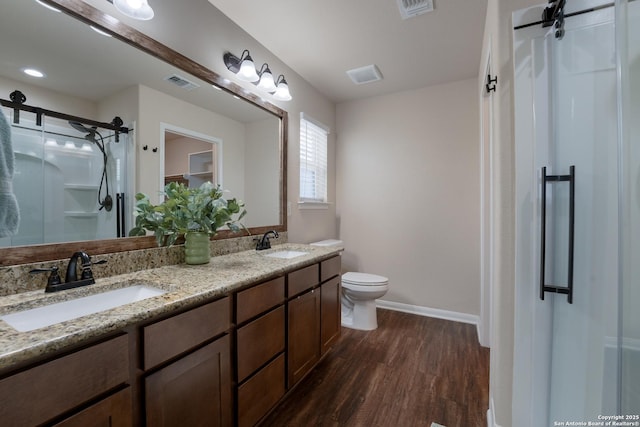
[129,181,247,264]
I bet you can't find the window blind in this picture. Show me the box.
[299,114,329,203]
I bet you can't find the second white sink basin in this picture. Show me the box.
[1,285,167,332]
[263,250,309,259]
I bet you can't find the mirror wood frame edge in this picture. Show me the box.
[0,0,288,267]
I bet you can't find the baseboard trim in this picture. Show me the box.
[487,397,501,427]
[376,300,479,326]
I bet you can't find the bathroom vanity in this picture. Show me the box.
[0,244,342,426]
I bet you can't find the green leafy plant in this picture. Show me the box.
[129,181,247,246]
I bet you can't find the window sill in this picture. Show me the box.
[298,201,331,210]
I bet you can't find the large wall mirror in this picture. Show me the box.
[0,0,287,266]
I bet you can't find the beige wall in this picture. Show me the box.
[136,85,245,204]
[0,75,97,120]
[244,118,280,228]
[336,78,480,315]
[165,137,212,176]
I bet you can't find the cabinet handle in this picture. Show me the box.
[539,165,575,304]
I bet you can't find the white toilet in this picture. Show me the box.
[310,240,389,331]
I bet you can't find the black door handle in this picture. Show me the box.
[539,165,575,304]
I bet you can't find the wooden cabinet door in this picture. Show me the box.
[145,335,231,427]
[54,387,132,427]
[321,276,341,355]
[287,288,320,388]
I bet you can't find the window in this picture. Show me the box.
[299,113,329,203]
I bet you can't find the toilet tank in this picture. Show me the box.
[309,239,343,247]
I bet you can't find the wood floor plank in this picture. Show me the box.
[260,308,489,427]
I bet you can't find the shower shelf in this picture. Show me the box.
[64,184,99,191]
[64,211,99,217]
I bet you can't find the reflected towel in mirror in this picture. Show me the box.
[0,110,19,237]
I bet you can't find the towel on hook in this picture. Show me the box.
[0,109,20,237]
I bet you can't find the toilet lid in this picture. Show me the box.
[342,272,388,286]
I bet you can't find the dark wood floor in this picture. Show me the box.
[260,308,490,427]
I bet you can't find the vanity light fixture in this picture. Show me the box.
[223,50,260,82]
[272,75,292,101]
[256,64,277,92]
[223,50,292,101]
[111,0,154,21]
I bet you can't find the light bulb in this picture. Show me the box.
[257,70,276,92]
[113,0,154,20]
[237,58,259,82]
[273,77,292,101]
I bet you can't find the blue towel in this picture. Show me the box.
[0,110,19,237]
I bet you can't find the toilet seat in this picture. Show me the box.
[342,272,388,286]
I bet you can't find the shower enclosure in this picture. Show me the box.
[0,106,130,247]
[512,0,639,424]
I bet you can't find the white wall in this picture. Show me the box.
[478,0,544,425]
[336,78,480,315]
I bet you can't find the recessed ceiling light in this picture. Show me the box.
[35,0,61,13]
[90,26,112,37]
[23,68,45,78]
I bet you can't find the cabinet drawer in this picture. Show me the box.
[54,387,132,427]
[0,334,129,426]
[144,297,230,370]
[320,256,341,282]
[288,264,319,297]
[237,305,285,382]
[237,354,285,427]
[236,276,285,324]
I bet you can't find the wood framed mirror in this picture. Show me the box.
[0,0,287,266]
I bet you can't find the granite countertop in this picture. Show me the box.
[0,243,342,371]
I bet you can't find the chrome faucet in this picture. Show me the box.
[255,230,279,250]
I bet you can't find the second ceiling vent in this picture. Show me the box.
[397,0,434,19]
[346,64,383,85]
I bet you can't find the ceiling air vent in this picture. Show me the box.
[346,64,383,85]
[397,0,434,19]
[164,74,200,91]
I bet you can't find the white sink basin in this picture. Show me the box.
[1,285,167,332]
[263,250,309,259]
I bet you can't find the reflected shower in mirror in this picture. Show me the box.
[0,111,130,247]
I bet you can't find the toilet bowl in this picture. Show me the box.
[310,240,389,331]
[340,272,389,330]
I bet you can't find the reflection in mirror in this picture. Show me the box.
[0,0,286,264]
[0,112,130,247]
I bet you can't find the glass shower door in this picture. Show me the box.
[0,107,46,247]
[542,6,620,423]
[618,0,640,417]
